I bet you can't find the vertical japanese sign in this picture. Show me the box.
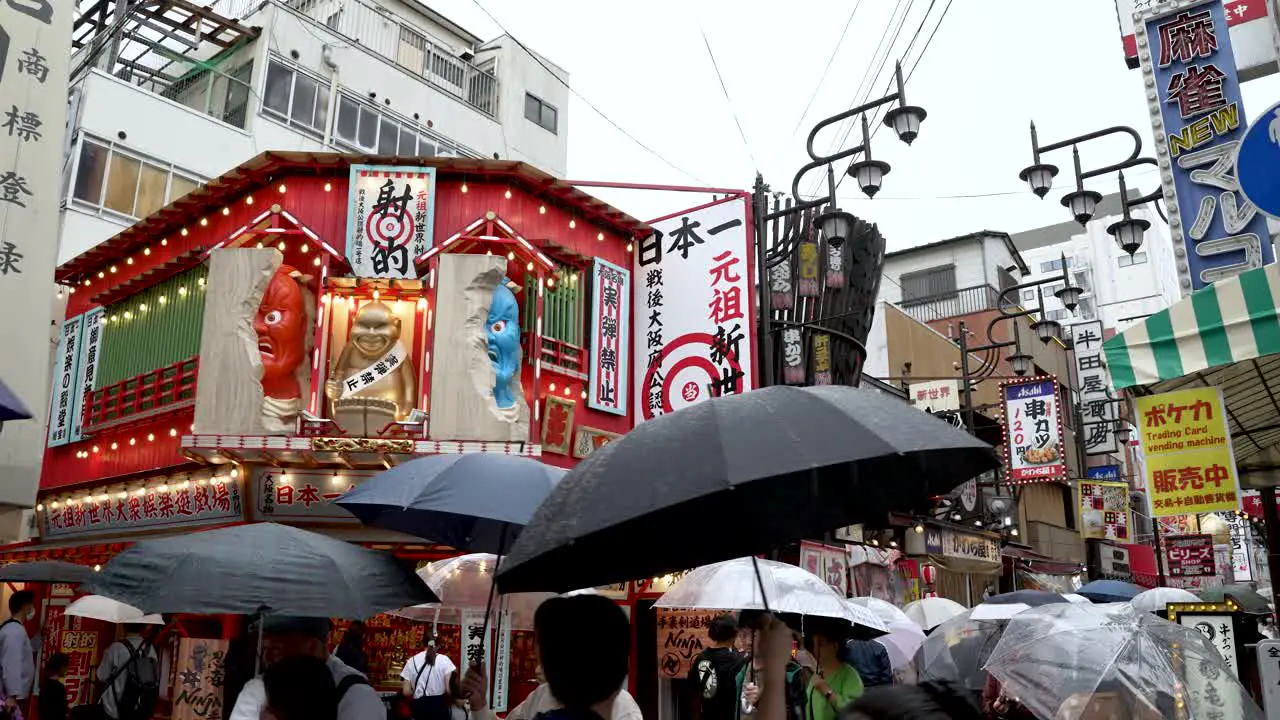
[46,314,83,447]
[73,308,104,443]
[1179,612,1245,718]
[1078,480,1132,541]
[634,197,756,424]
[0,0,71,505]
[588,258,629,416]
[1136,0,1273,290]
[61,630,98,706]
[781,327,804,384]
[491,607,511,713]
[1217,510,1254,581]
[460,610,492,699]
[811,334,832,385]
[1136,387,1240,516]
[1167,533,1217,576]
[1072,320,1118,455]
[172,638,230,720]
[1000,377,1066,483]
[346,164,437,278]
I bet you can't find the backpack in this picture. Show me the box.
[104,640,159,720]
[336,674,370,702]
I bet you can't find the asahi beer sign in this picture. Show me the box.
[634,197,756,424]
[1001,377,1066,483]
[345,164,437,278]
[587,258,629,416]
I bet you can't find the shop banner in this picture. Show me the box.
[800,540,849,596]
[1079,480,1132,541]
[46,314,83,447]
[491,606,512,713]
[1137,387,1241,517]
[173,638,230,720]
[780,327,804,385]
[1180,613,1240,677]
[1167,534,1217,577]
[1001,377,1066,483]
[345,164,437,278]
[655,610,717,679]
[634,197,756,424]
[1218,510,1254,581]
[74,309,104,441]
[1072,320,1118,455]
[43,479,243,538]
[255,468,365,522]
[1136,0,1272,290]
[588,258,629,416]
[909,379,960,413]
[1113,0,1272,75]
[61,630,98,707]
[924,527,1001,565]
[459,609,509,709]
[1087,465,1121,481]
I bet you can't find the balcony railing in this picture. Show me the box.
[899,284,1006,322]
[83,357,200,434]
[286,0,499,117]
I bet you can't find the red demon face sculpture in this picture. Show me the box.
[255,265,308,399]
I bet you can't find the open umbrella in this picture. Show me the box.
[985,602,1262,720]
[335,454,564,554]
[1130,586,1200,614]
[1199,584,1271,614]
[85,522,436,618]
[496,385,997,592]
[1076,579,1142,603]
[0,560,97,584]
[654,558,887,638]
[848,597,924,668]
[902,597,966,631]
[412,553,595,630]
[970,590,1068,620]
[66,595,164,625]
[914,609,1005,693]
[0,378,31,423]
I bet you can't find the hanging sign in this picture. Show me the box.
[1001,377,1067,484]
[655,610,717,679]
[797,233,819,297]
[769,257,793,310]
[256,468,365,522]
[1072,320,1118,455]
[1136,0,1273,290]
[42,479,243,538]
[588,258,629,416]
[1218,510,1254,581]
[1087,465,1121,481]
[73,308,104,443]
[812,333,832,385]
[460,609,492,688]
[825,243,845,288]
[172,638,230,720]
[1257,640,1280,718]
[60,630,98,707]
[345,164,437,278]
[781,327,804,384]
[1136,387,1240,517]
[46,314,83,447]
[1078,480,1132,541]
[1167,533,1217,577]
[634,197,756,424]
[909,379,961,413]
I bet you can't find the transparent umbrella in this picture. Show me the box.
[848,597,924,668]
[984,602,1262,720]
[913,609,1005,693]
[1130,587,1199,614]
[403,553,596,630]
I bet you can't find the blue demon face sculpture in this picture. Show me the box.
[486,283,521,409]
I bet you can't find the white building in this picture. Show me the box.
[879,230,1030,323]
[1010,191,1179,334]
[60,0,570,263]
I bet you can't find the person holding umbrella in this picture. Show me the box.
[688,614,746,720]
[399,633,457,720]
[803,620,863,720]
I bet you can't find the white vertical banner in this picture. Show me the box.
[460,609,492,701]
[491,606,511,713]
[0,0,73,508]
[1072,320,1118,455]
[345,164,437,278]
[46,314,83,447]
[1219,511,1254,582]
[71,308,104,443]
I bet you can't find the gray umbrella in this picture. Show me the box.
[497,385,998,592]
[85,522,437,618]
[0,560,97,584]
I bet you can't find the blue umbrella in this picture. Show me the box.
[335,454,564,554]
[1077,579,1143,603]
[0,378,32,422]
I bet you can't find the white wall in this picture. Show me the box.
[880,234,1017,303]
[483,36,569,174]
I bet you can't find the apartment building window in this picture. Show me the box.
[900,264,956,303]
[71,136,201,219]
[1117,252,1148,267]
[524,93,558,134]
[333,93,467,158]
[1022,289,1035,301]
[262,58,329,135]
[1041,257,1073,273]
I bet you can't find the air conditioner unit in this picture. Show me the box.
[458,49,475,62]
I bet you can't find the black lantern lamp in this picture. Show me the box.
[1107,172,1150,256]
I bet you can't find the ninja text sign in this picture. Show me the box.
[655,610,718,679]
[346,164,437,278]
[1001,377,1066,483]
[634,197,756,424]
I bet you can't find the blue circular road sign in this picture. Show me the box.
[1236,101,1280,220]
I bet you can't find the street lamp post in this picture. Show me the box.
[1017,123,1162,255]
[754,61,927,388]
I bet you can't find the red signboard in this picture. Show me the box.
[1165,534,1216,577]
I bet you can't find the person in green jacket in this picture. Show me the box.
[802,624,863,720]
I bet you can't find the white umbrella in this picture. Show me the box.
[1062,593,1091,604]
[66,595,164,625]
[655,558,887,634]
[848,597,925,668]
[1130,586,1200,614]
[902,597,966,630]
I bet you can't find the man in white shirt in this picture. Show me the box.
[0,591,35,712]
[96,624,159,720]
[491,666,642,720]
[229,617,383,720]
[399,634,456,720]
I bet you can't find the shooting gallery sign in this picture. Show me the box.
[588,258,630,416]
[1000,376,1066,484]
[346,164,437,278]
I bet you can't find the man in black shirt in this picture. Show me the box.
[688,614,745,720]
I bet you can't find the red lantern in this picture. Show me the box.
[921,563,937,585]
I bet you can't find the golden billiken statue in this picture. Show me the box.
[326,301,418,419]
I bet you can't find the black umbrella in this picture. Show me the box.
[85,522,436,618]
[496,384,998,592]
[334,454,563,553]
[0,560,97,584]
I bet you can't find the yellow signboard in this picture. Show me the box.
[1136,387,1240,517]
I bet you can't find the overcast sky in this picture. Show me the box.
[430,0,1280,252]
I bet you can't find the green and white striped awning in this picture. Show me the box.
[1103,263,1280,390]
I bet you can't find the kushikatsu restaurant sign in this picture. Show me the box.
[346,164,437,279]
[41,480,243,539]
[634,197,756,424]
[1000,377,1066,483]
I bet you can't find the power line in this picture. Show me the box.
[791,0,866,135]
[700,25,759,171]
[466,0,712,185]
